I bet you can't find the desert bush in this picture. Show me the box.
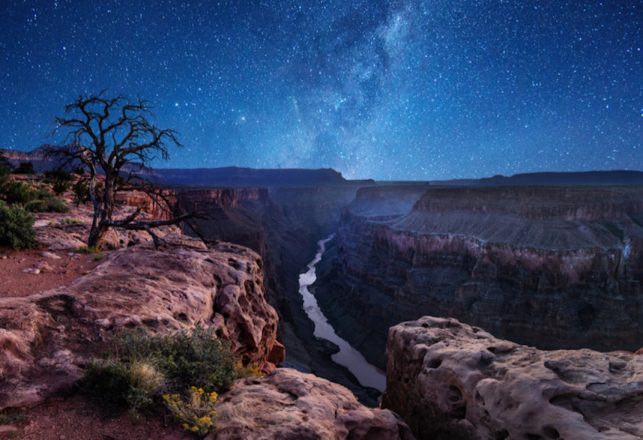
[0,201,37,249]
[82,326,239,430]
[25,197,68,213]
[72,180,90,205]
[82,359,163,413]
[12,161,34,174]
[118,326,238,393]
[44,168,72,195]
[1,180,35,205]
[163,387,218,436]
[61,217,83,225]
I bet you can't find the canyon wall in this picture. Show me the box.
[174,184,384,403]
[314,186,643,369]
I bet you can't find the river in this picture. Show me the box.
[298,235,386,392]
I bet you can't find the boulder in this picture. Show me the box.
[212,368,414,440]
[383,316,643,440]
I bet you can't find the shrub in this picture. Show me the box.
[61,217,83,225]
[72,180,90,205]
[25,197,68,213]
[1,180,35,205]
[12,161,34,174]
[118,327,238,393]
[163,387,218,436]
[82,326,239,429]
[44,168,72,195]
[0,202,37,249]
[82,359,163,413]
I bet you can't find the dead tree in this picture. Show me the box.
[48,92,192,248]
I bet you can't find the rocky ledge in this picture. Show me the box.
[0,239,283,409]
[212,368,414,440]
[383,316,643,440]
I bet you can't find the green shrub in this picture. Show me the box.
[1,180,35,205]
[24,197,68,213]
[61,217,83,225]
[44,168,72,195]
[118,327,238,393]
[82,326,239,426]
[72,180,90,206]
[0,202,37,249]
[12,161,34,174]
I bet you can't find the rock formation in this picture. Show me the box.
[213,368,414,440]
[314,186,643,369]
[0,240,283,409]
[175,184,383,403]
[383,316,643,440]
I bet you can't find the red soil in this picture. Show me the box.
[0,248,102,298]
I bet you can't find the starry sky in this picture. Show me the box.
[0,1,641,180]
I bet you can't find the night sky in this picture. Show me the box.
[0,1,641,180]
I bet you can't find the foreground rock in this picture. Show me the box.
[0,240,283,409]
[383,316,643,440]
[213,368,414,440]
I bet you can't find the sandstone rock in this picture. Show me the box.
[212,368,414,440]
[383,316,643,440]
[0,241,282,409]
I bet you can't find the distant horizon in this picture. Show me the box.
[3,144,643,182]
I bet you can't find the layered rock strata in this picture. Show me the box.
[315,186,643,369]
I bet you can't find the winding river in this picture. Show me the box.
[299,235,386,392]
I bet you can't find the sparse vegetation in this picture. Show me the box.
[0,201,37,249]
[0,409,26,425]
[81,327,243,435]
[61,217,83,225]
[78,245,101,254]
[24,197,68,213]
[44,168,73,195]
[72,180,90,206]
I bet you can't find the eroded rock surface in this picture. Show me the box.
[383,316,643,440]
[0,241,282,409]
[213,368,414,440]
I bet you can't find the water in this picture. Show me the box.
[298,235,386,391]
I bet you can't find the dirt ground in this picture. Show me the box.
[0,394,190,440]
[0,248,102,297]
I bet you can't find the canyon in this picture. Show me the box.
[314,185,643,370]
[1,156,642,439]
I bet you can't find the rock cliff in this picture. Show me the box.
[175,184,383,403]
[383,316,643,440]
[0,240,283,409]
[314,186,643,369]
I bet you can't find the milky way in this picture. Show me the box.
[0,1,641,179]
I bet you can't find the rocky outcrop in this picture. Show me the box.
[383,316,643,440]
[176,184,387,404]
[314,186,643,369]
[213,368,414,440]
[0,240,282,409]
